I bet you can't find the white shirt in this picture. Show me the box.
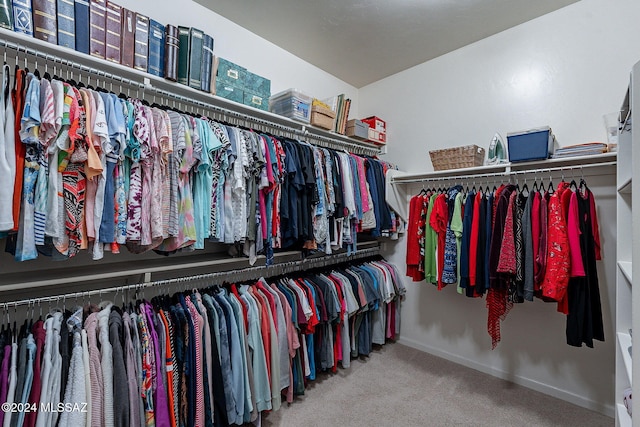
[97,303,114,427]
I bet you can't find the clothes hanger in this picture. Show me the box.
[76,70,85,88]
[33,55,40,79]
[520,176,529,196]
[43,56,51,81]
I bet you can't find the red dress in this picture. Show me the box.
[406,194,428,281]
[429,194,448,290]
[541,182,571,310]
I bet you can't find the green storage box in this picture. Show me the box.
[215,81,244,104]
[243,91,268,111]
[214,56,247,87]
[245,71,271,98]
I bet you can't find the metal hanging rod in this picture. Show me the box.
[0,246,381,309]
[0,37,380,156]
[391,160,617,185]
[303,127,380,156]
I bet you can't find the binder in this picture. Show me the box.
[164,24,179,82]
[32,0,57,44]
[176,26,190,86]
[56,0,74,49]
[201,33,214,93]
[133,13,149,72]
[148,19,165,78]
[12,0,33,36]
[0,0,12,30]
[120,7,135,67]
[73,0,89,54]
[105,1,121,63]
[89,0,106,59]
[188,27,203,90]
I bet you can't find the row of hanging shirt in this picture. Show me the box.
[406,177,604,349]
[0,258,405,427]
[0,64,401,263]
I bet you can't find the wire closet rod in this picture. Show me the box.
[0,247,381,309]
[0,38,380,157]
[391,160,617,184]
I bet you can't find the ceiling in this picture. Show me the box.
[194,0,580,88]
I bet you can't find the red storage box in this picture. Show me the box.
[362,116,386,133]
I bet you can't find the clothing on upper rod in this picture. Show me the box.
[0,257,405,427]
[0,64,402,264]
[406,175,604,349]
[0,40,380,157]
[391,160,616,185]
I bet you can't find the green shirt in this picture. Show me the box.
[425,193,438,284]
[451,192,464,293]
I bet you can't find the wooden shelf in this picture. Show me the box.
[618,332,633,386]
[619,261,634,285]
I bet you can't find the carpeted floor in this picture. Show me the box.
[261,342,613,427]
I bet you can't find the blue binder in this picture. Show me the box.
[148,19,165,78]
[12,0,33,36]
[57,0,75,49]
[74,0,90,54]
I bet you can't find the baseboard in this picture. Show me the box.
[397,337,615,418]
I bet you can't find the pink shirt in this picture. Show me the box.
[351,155,370,213]
[567,192,585,277]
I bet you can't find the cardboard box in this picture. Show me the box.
[362,116,386,133]
[346,119,369,140]
[311,105,336,130]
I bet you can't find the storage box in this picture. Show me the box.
[243,91,268,111]
[346,119,369,140]
[311,105,336,130]
[269,88,312,123]
[362,116,386,133]
[214,81,244,104]
[245,71,271,98]
[213,56,247,87]
[366,128,386,145]
[429,145,485,171]
[507,126,557,162]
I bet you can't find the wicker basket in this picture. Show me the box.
[429,145,485,171]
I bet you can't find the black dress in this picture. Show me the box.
[566,187,605,347]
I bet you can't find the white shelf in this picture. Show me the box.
[617,404,632,427]
[618,332,633,386]
[618,177,633,194]
[615,68,636,426]
[0,28,380,156]
[619,261,634,285]
[390,152,617,184]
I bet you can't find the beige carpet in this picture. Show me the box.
[261,342,613,427]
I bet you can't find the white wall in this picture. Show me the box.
[363,0,640,416]
[116,0,359,113]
